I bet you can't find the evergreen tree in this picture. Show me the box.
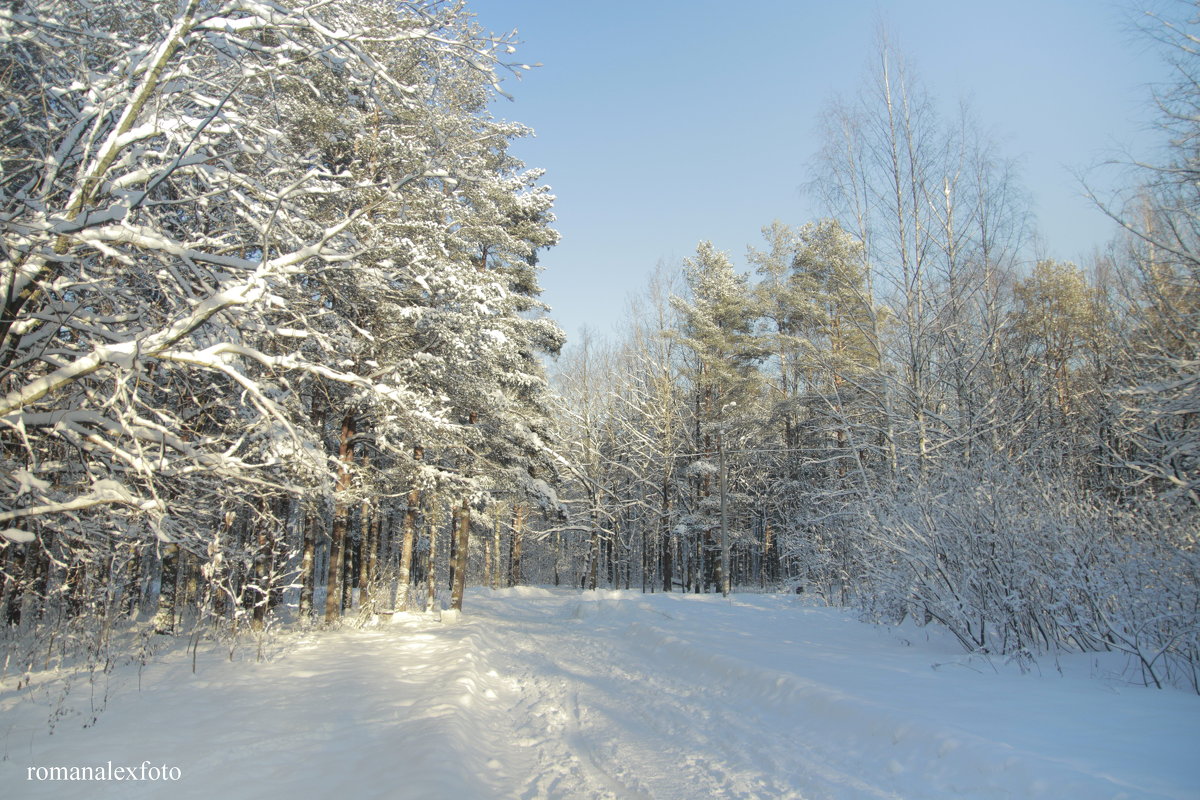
[673,242,762,595]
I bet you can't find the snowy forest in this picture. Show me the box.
[1,0,1199,726]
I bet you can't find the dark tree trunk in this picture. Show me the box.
[448,513,457,591]
[553,531,561,587]
[179,549,202,625]
[491,508,501,589]
[763,515,778,586]
[269,497,287,613]
[124,543,143,617]
[154,543,179,634]
[252,507,271,631]
[325,508,347,623]
[359,499,376,613]
[324,413,356,623]
[641,526,648,594]
[661,494,673,593]
[3,542,26,626]
[588,501,600,591]
[31,533,51,621]
[342,523,355,611]
[509,504,525,587]
[299,509,319,619]
[301,394,327,619]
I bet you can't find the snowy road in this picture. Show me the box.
[2,588,1198,799]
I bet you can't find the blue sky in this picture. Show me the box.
[470,1,1168,342]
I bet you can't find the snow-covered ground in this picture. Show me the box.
[1,588,1197,799]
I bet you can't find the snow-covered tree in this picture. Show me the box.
[672,242,763,595]
[1093,2,1200,507]
[0,0,559,628]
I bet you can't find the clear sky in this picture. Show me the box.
[470,1,1169,342]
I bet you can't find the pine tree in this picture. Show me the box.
[673,242,763,595]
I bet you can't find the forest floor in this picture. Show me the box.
[1,587,1197,799]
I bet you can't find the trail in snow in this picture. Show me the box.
[1,588,1197,799]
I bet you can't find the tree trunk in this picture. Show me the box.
[553,530,562,587]
[397,447,422,611]
[324,510,346,623]
[369,504,382,607]
[301,393,326,620]
[685,535,695,593]
[208,511,233,620]
[718,437,731,596]
[324,413,356,624]
[269,497,287,613]
[448,512,457,591]
[180,548,201,621]
[509,504,524,587]
[3,542,26,626]
[484,533,492,590]
[425,513,438,613]
[763,515,777,586]
[359,498,375,613]
[153,543,179,634]
[252,514,269,631]
[588,510,600,591]
[380,508,394,594]
[342,523,355,612]
[641,525,648,594]
[124,542,142,617]
[491,507,502,589]
[299,508,318,619]
[450,501,470,611]
[661,479,673,592]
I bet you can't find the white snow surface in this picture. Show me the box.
[2,588,1197,799]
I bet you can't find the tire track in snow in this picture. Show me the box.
[473,592,897,800]
[469,591,1170,800]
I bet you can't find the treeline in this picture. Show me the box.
[0,0,565,664]
[538,30,1199,690]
